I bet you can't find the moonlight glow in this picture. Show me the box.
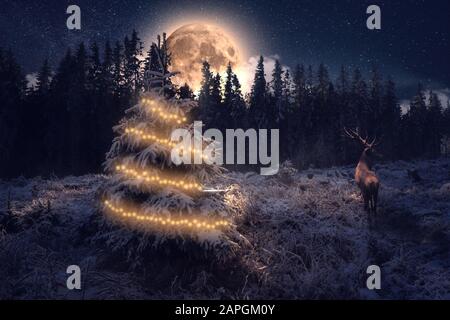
[166,23,245,92]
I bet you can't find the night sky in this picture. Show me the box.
[1,0,449,101]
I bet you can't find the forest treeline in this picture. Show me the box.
[0,30,449,178]
[197,57,450,168]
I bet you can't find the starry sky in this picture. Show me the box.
[1,0,449,101]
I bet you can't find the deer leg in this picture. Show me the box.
[365,194,374,225]
[373,191,378,215]
[363,192,369,211]
[370,197,375,215]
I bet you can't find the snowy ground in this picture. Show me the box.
[0,158,449,299]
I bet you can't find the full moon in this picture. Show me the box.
[166,23,242,92]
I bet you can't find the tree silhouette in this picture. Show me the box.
[0,34,447,179]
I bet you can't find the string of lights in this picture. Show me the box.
[115,163,203,191]
[125,127,209,159]
[141,98,187,124]
[125,127,177,148]
[103,200,229,231]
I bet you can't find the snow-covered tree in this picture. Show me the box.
[96,38,244,263]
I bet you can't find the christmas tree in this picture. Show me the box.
[97,35,244,261]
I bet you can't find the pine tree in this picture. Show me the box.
[345,68,369,162]
[405,83,428,157]
[350,68,369,133]
[444,100,450,136]
[316,63,329,99]
[211,73,223,129]
[336,65,349,96]
[144,33,172,95]
[98,40,240,262]
[282,69,292,100]
[426,91,443,157]
[198,61,214,126]
[102,41,114,94]
[230,74,247,128]
[35,59,51,95]
[112,41,124,97]
[222,64,234,132]
[74,42,88,87]
[314,64,331,126]
[21,58,52,174]
[336,65,351,163]
[97,41,116,169]
[88,42,101,92]
[45,49,74,174]
[293,65,316,168]
[0,49,25,177]
[65,42,90,174]
[86,42,104,170]
[293,64,306,108]
[123,30,144,96]
[144,42,165,92]
[222,63,246,129]
[368,66,383,137]
[197,63,224,130]
[316,64,339,166]
[224,63,233,112]
[442,101,450,156]
[290,64,306,165]
[271,59,283,124]
[144,44,162,83]
[249,56,268,128]
[380,77,401,159]
[279,68,293,159]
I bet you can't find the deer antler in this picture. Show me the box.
[366,135,376,148]
[344,127,380,149]
[371,134,383,148]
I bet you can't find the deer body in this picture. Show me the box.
[355,149,379,214]
[345,128,381,216]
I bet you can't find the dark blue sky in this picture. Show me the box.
[1,0,449,100]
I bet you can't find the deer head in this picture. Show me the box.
[344,127,381,167]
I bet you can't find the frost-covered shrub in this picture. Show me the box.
[277,160,298,185]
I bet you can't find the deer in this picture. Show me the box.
[344,128,381,217]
